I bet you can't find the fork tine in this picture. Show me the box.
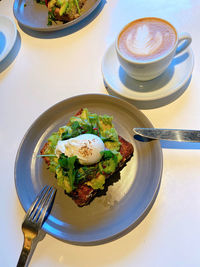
[33,186,56,225]
[26,185,50,218]
[29,185,51,221]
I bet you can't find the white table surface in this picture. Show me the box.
[1,0,200,266]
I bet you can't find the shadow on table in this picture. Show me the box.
[160,140,200,149]
[118,52,189,94]
[105,50,192,109]
[18,0,106,39]
[134,135,200,149]
[0,31,21,74]
[105,76,192,110]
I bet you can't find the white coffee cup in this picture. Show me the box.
[116,17,192,81]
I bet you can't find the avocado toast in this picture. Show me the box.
[40,108,134,206]
[36,0,87,25]
[48,0,86,24]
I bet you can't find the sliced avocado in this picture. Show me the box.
[99,158,117,174]
[48,158,58,172]
[48,132,60,147]
[70,116,83,125]
[64,179,72,193]
[104,141,121,151]
[59,125,72,136]
[80,108,89,120]
[48,0,56,8]
[56,0,65,7]
[59,0,69,16]
[74,0,81,15]
[60,125,73,140]
[86,174,105,190]
[107,150,123,164]
[56,167,72,193]
[89,113,98,128]
[98,115,113,131]
[101,128,119,143]
[116,152,123,163]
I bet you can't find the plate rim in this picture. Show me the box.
[14,93,163,245]
[13,0,102,32]
[101,43,194,102]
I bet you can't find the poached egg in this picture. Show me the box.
[55,134,105,165]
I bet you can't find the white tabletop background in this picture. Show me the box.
[1,0,200,266]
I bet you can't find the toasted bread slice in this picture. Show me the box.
[41,109,133,207]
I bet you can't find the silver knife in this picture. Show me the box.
[133,128,200,142]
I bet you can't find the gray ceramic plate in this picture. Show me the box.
[13,0,102,31]
[15,94,163,245]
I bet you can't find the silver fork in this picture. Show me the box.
[17,185,56,267]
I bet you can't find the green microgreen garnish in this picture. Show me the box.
[37,154,56,157]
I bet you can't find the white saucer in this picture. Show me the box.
[102,43,194,102]
[0,16,17,62]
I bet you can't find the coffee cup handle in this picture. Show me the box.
[175,32,192,55]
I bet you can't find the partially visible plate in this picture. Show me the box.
[15,94,163,245]
[0,16,17,62]
[13,0,102,32]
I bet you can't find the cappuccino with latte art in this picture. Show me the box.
[116,17,192,81]
[118,17,177,61]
